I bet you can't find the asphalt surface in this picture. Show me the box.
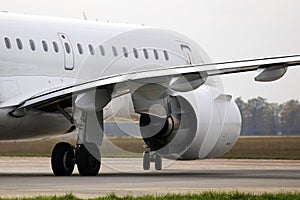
[0,157,299,198]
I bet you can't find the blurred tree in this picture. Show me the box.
[262,102,281,135]
[235,97,249,135]
[235,97,298,135]
[281,100,300,135]
[247,97,266,135]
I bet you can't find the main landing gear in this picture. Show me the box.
[51,142,100,176]
[143,150,162,171]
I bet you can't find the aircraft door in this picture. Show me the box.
[181,44,194,65]
[58,33,74,70]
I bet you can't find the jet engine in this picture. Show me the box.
[137,85,241,160]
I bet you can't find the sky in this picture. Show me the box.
[1,0,300,103]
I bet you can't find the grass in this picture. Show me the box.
[222,136,300,159]
[1,192,300,200]
[0,136,300,159]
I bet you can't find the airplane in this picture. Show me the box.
[0,12,299,176]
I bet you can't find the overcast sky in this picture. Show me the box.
[1,0,300,103]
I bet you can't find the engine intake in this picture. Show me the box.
[138,85,241,160]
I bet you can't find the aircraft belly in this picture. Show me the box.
[0,108,72,140]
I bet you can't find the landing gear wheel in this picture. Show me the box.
[51,142,75,176]
[143,151,150,170]
[155,154,162,170]
[77,143,101,176]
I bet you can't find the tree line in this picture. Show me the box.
[235,97,300,135]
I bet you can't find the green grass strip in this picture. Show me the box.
[1,192,300,200]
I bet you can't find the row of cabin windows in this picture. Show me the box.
[5,37,60,53]
[77,43,169,61]
[3,37,170,61]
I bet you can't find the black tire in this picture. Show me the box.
[155,154,162,170]
[51,142,75,176]
[143,151,150,170]
[77,143,101,176]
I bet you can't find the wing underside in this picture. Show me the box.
[11,55,300,114]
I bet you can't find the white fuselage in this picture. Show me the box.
[0,11,239,158]
[0,13,207,139]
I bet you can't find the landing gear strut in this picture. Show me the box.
[51,142,101,176]
[143,150,162,171]
[51,89,110,176]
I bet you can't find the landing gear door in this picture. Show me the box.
[58,33,74,70]
[181,44,194,65]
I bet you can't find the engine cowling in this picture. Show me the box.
[139,85,241,160]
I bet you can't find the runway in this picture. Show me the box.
[0,157,299,198]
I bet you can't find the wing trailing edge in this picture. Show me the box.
[10,54,300,115]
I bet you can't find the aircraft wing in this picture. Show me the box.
[11,54,300,115]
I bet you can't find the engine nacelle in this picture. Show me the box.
[139,85,241,160]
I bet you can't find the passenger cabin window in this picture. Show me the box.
[88,44,95,55]
[77,43,83,54]
[53,41,59,53]
[133,48,139,59]
[99,45,105,56]
[163,50,169,61]
[29,39,36,51]
[112,46,118,57]
[42,41,48,52]
[16,38,23,50]
[143,49,149,59]
[123,47,128,58]
[4,37,12,49]
[64,43,71,54]
[153,49,159,60]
